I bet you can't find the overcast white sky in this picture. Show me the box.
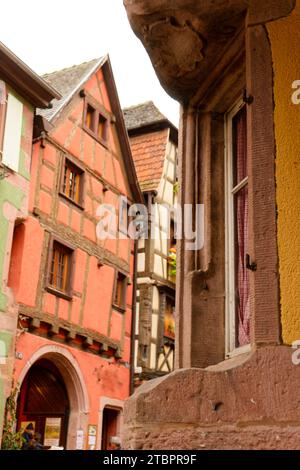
[1,0,179,126]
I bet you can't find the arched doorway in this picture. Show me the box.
[16,346,90,449]
[17,359,70,447]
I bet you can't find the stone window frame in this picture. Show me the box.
[59,154,85,210]
[46,235,76,301]
[98,397,123,450]
[177,25,280,370]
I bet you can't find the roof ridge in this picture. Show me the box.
[42,58,101,78]
[123,100,155,111]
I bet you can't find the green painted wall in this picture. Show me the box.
[0,88,33,444]
[0,180,24,311]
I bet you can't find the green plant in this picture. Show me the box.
[173,181,179,196]
[168,248,177,278]
[1,385,24,450]
[0,169,9,180]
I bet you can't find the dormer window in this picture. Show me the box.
[83,100,109,146]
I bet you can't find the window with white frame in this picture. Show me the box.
[1,92,23,172]
[0,81,7,154]
[225,100,250,355]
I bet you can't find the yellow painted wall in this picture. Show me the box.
[267,1,300,344]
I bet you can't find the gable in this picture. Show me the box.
[41,59,141,204]
[129,128,169,192]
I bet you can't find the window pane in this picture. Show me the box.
[86,105,95,131]
[98,114,107,141]
[232,106,247,187]
[114,273,126,308]
[50,242,71,293]
[62,160,82,204]
[2,93,23,171]
[234,185,250,347]
[164,298,175,340]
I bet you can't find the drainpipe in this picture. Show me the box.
[130,237,138,396]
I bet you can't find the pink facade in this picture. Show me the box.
[9,57,141,449]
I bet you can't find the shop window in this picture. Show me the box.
[225,101,250,355]
[47,239,74,299]
[113,272,127,311]
[61,157,84,206]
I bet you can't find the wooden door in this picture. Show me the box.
[17,359,70,448]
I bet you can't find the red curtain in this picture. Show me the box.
[234,108,250,347]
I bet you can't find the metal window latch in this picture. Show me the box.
[246,254,257,271]
[243,89,254,104]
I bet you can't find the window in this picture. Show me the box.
[85,104,95,132]
[113,272,127,310]
[48,240,74,298]
[0,81,7,154]
[98,114,107,141]
[157,291,175,373]
[225,101,250,355]
[84,101,108,145]
[119,197,134,237]
[168,220,177,282]
[164,297,175,341]
[1,91,23,172]
[60,157,84,206]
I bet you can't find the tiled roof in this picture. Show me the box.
[38,57,104,120]
[129,128,169,192]
[123,101,167,131]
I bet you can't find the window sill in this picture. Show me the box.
[59,192,84,211]
[226,344,251,359]
[83,126,109,149]
[46,286,73,301]
[112,304,126,314]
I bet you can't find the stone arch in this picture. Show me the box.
[17,344,90,450]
